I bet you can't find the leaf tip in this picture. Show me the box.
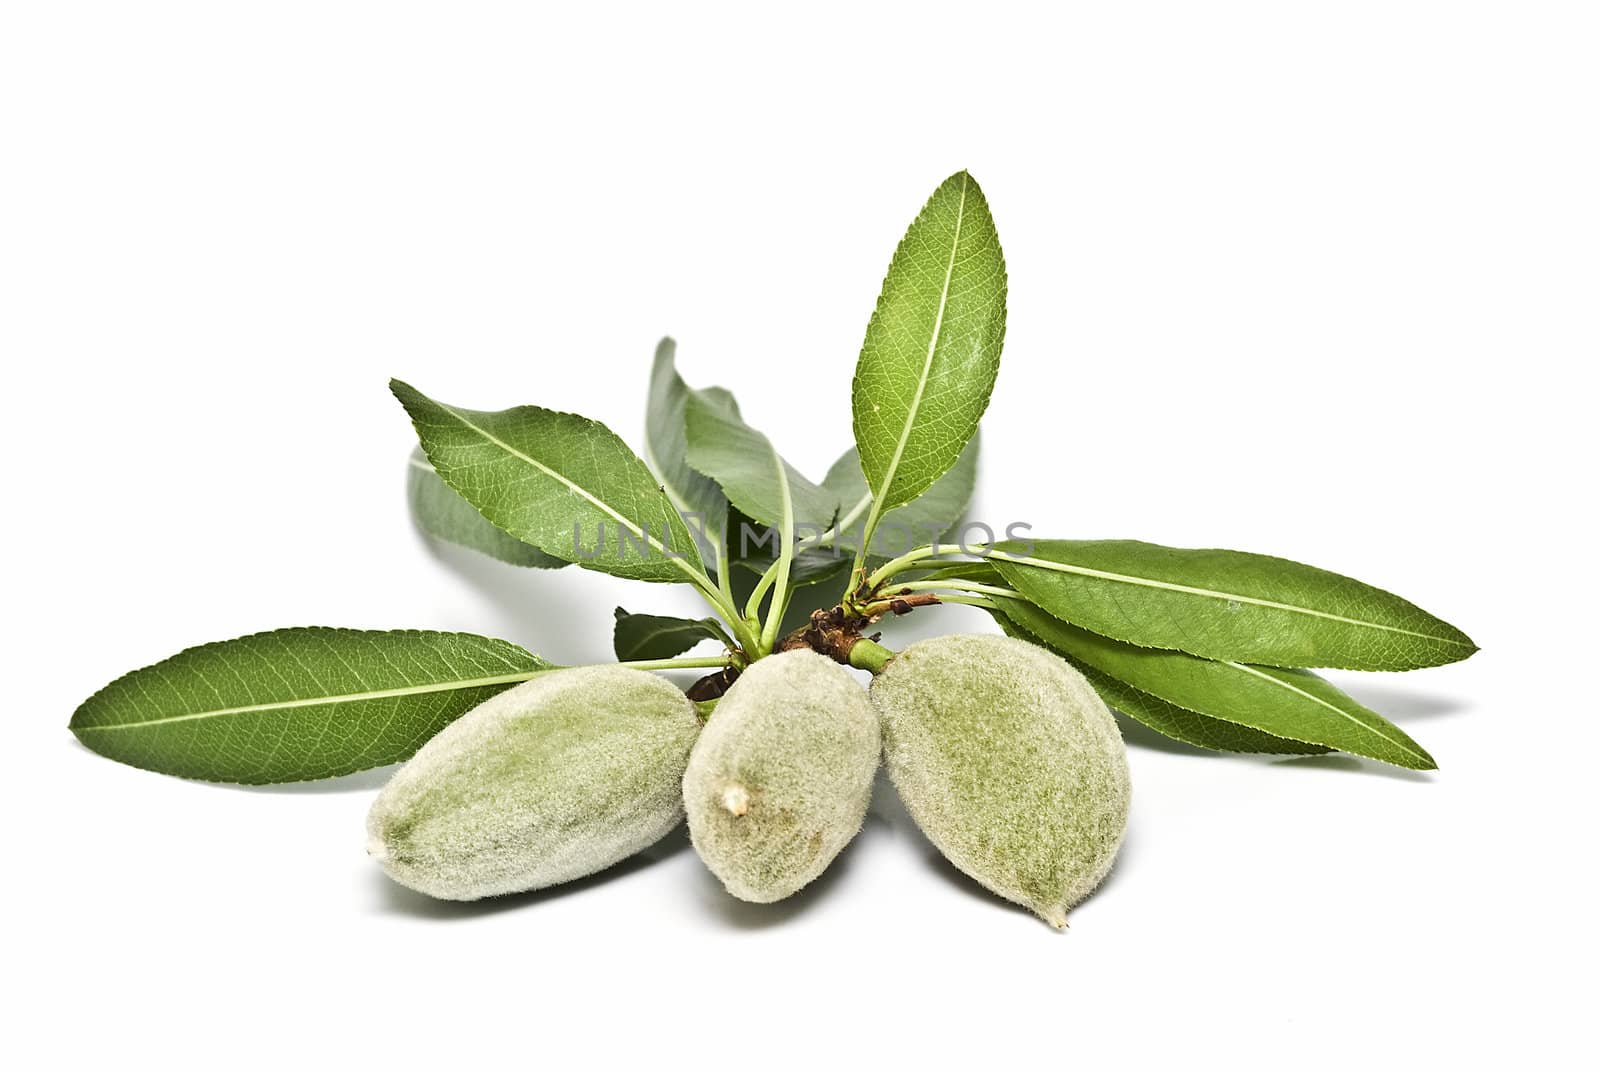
[1402,744,1439,772]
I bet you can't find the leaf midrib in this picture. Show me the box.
[770,436,794,544]
[618,624,709,659]
[870,171,969,508]
[994,551,1470,648]
[1228,662,1430,765]
[433,400,707,586]
[75,671,543,733]
[1000,602,1428,766]
[641,422,717,526]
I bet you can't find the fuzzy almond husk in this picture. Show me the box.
[684,650,879,903]
[872,633,1130,928]
[367,666,701,900]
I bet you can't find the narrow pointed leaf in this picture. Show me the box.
[644,338,728,569]
[996,612,1328,756]
[684,391,838,533]
[613,607,727,662]
[852,171,1006,514]
[991,539,1477,671]
[392,380,707,586]
[1083,667,1332,757]
[821,431,980,558]
[407,448,568,568]
[70,628,553,783]
[998,600,1436,770]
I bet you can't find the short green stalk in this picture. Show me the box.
[862,542,989,592]
[892,578,1022,602]
[847,638,895,674]
[920,593,996,611]
[757,461,799,656]
[616,655,734,673]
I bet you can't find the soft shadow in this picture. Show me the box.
[899,818,1130,931]
[868,773,1050,928]
[373,828,692,919]
[870,766,1133,929]
[910,833,1043,926]
[1270,753,1434,784]
[416,538,620,659]
[1333,681,1466,723]
[692,830,861,930]
[66,737,399,794]
[1087,824,1136,901]
[1114,714,1235,757]
[862,768,903,828]
[224,765,397,794]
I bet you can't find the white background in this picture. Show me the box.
[4,2,1595,1066]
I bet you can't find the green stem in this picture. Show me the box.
[892,578,1022,601]
[690,578,759,656]
[616,655,733,672]
[676,528,757,654]
[757,456,799,655]
[846,528,877,604]
[863,542,982,590]
[848,638,895,674]
[761,538,795,656]
[744,554,783,622]
[730,611,763,657]
[652,476,746,649]
[772,578,798,631]
[927,593,997,611]
[714,528,736,621]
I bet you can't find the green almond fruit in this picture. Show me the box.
[684,649,879,903]
[872,633,1131,928]
[367,665,701,900]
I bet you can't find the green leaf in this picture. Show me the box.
[990,539,1477,671]
[821,431,980,558]
[644,338,728,569]
[407,448,568,568]
[684,391,838,533]
[852,171,1006,521]
[995,612,1328,756]
[70,628,552,784]
[997,600,1435,770]
[392,379,708,586]
[1082,666,1333,757]
[613,607,727,662]
[732,542,851,585]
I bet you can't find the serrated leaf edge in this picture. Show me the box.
[70,627,549,732]
[992,548,1476,655]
